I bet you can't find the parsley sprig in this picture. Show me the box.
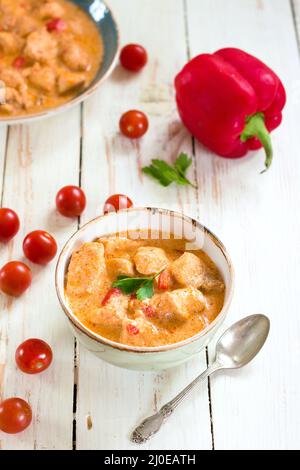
[142,153,196,188]
[112,271,162,301]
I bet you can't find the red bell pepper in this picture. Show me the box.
[175,48,286,172]
[101,287,122,306]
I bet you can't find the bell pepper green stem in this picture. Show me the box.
[240,112,273,173]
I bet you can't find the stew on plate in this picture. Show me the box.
[0,0,103,116]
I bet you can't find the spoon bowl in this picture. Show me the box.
[215,314,270,369]
[131,314,270,444]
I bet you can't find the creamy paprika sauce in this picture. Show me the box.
[0,0,103,116]
[65,232,225,347]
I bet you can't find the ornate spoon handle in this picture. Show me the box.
[130,362,220,444]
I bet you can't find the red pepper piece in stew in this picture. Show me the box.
[101,288,122,306]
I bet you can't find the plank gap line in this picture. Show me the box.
[205,347,215,450]
[78,103,84,189]
[71,103,85,450]
[183,0,192,60]
[290,0,300,53]
[183,0,201,207]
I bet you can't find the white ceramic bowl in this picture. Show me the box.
[55,208,234,370]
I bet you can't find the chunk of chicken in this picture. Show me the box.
[134,247,169,276]
[201,277,225,293]
[16,15,39,38]
[3,86,23,108]
[24,29,58,63]
[61,42,90,71]
[28,64,56,93]
[88,293,129,338]
[39,1,65,19]
[170,252,207,288]
[0,68,27,92]
[0,32,23,54]
[100,237,144,259]
[66,242,110,319]
[57,72,85,95]
[106,258,135,278]
[3,87,34,112]
[0,67,34,111]
[120,317,159,347]
[0,0,24,17]
[150,287,207,325]
[1,83,34,113]
[0,14,18,31]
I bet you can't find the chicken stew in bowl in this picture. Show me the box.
[65,232,225,347]
[0,0,103,116]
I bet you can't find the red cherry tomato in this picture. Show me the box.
[103,194,133,214]
[56,185,86,218]
[12,56,26,69]
[119,110,149,139]
[120,44,148,72]
[0,261,32,297]
[46,18,67,33]
[16,339,53,374]
[23,230,57,265]
[0,398,32,434]
[0,208,20,242]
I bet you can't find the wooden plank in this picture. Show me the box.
[0,110,80,449]
[0,126,7,200]
[0,125,8,433]
[76,0,212,450]
[186,0,300,450]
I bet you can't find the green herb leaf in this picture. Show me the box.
[142,162,176,187]
[142,153,196,188]
[136,279,154,300]
[112,277,146,294]
[174,152,193,176]
[112,270,163,300]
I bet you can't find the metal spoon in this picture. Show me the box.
[131,314,270,444]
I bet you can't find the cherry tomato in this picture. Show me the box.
[16,339,53,374]
[120,44,148,72]
[46,18,67,33]
[0,208,20,242]
[119,110,149,139]
[0,261,32,297]
[23,230,57,265]
[56,185,86,218]
[103,194,133,214]
[12,56,26,69]
[0,398,32,434]
[101,288,122,306]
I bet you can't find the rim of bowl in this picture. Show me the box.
[55,207,235,354]
[0,0,120,125]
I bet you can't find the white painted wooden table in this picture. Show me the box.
[0,0,300,450]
